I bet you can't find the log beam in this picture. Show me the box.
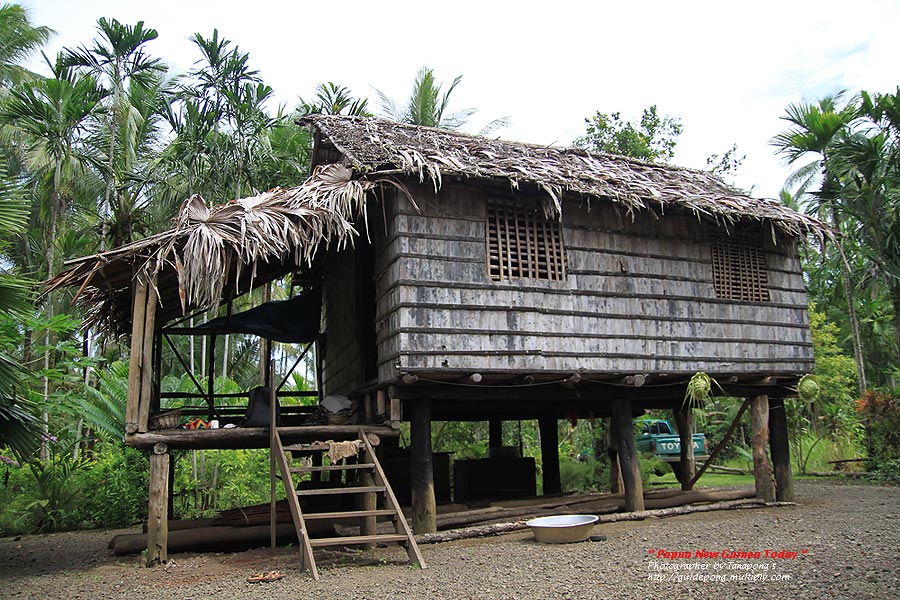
[409,399,436,534]
[768,397,795,502]
[751,395,775,502]
[538,417,561,495]
[612,398,644,511]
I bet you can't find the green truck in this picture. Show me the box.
[635,418,708,482]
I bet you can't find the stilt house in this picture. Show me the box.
[48,115,824,572]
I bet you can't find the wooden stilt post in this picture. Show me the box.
[768,397,795,502]
[147,442,169,566]
[612,398,644,512]
[268,360,277,552]
[137,273,158,433]
[488,418,503,449]
[409,399,436,534]
[206,334,216,422]
[125,274,149,435]
[606,422,624,494]
[750,395,775,502]
[674,406,696,491]
[538,417,561,495]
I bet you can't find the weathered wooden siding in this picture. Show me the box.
[375,184,813,382]
[321,247,362,396]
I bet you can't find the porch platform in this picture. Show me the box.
[124,425,399,450]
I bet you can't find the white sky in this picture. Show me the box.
[21,0,900,200]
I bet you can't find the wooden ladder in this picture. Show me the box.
[272,427,425,580]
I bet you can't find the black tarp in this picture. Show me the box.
[187,291,321,343]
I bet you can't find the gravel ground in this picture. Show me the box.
[1,481,898,600]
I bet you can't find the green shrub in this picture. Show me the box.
[560,458,609,493]
[72,444,148,528]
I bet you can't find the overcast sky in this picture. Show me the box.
[21,0,900,201]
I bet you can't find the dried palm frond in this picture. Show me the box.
[303,114,831,240]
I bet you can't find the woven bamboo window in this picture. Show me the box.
[710,227,771,302]
[486,198,566,281]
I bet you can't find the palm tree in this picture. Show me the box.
[298,82,370,117]
[375,66,508,133]
[0,3,52,88]
[62,18,165,248]
[772,93,867,390]
[1,56,107,457]
[832,90,900,369]
[0,165,38,456]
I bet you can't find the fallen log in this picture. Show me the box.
[111,524,300,556]
[807,470,872,478]
[415,498,796,544]
[707,465,750,474]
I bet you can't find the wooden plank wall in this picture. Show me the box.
[321,247,362,396]
[374,183,814,381]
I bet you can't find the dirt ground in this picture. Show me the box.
[1,480,898,600]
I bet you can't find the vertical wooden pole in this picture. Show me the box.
[125,274,149,435]
[606,422,624,493]
[359,468,377,546]
[409,399,436,534]
[488,418,503,449]
[768,396,795,502]
[376,389,387,416]
[538,417,562,495]
[137,273,158,433]
[751,394,775,502]
[612,398,644,512]
[147,442,169,566]
[674,406,696,491]
[206,334,216,422]
[269,360,277,552]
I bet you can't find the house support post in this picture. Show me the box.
[612,398,644,511]
[409,398,436,534]
[538,417,561,495]
[125,274,149,434]
[606,422,624,493]
[768,397,794,502]
[488,418,503,449]
[147,442,169,566]
[674,405,696,491]
[750,395,775,502]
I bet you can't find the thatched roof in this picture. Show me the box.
[49,115,826,333]
[303,114,825,238]
[46,164,371,332]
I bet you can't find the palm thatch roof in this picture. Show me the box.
[49,115,826,333]
[46,164,371,332]
[303,114,825,238]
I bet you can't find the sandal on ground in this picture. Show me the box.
[246,571,286,583]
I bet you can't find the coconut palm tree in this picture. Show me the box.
[62,18,165,248]
[0,3,52,88]
[298,82,370,117]
[1,56,107,457]
[375,66,508,133]
[0,165,38,456]
[772,93,867,390]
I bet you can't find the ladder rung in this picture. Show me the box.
[309,534,409,548]
[295,485,385,496]
[303,509,397,520]
[283,443,332,453]
[291,463,375,473]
